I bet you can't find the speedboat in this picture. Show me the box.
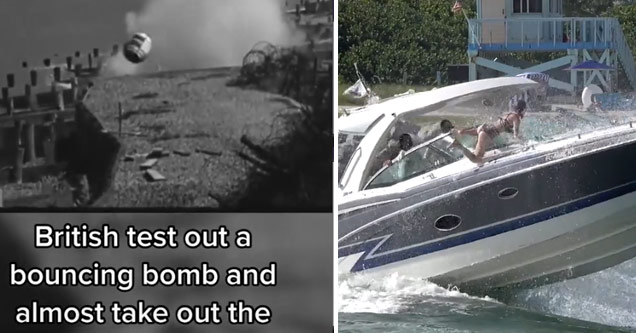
[337,76,636,294]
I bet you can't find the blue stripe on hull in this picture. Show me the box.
[339,180,636,272]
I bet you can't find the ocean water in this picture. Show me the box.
[338,258,636,332]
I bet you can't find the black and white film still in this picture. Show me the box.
[1,213,333,332]
[0,0,333,211]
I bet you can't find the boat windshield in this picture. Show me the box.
[338,133,365,181]
[364,134,463,190]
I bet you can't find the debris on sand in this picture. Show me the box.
[140,159,158,170]
[144,169,166,182]
[195,148,222,157]
[173,149,191,157]
[146,147,170,159]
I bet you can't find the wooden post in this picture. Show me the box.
[66,56,73,70]
[7,74,14,88]
[15,147,24,184]
[295,57,301,100]
[26,122,36,164]
[53,67,62,82]
[30,70,38,86]
[88,53,93,69]
[118,102,123,138]
[44,115,57,165]
[2,87,13,116]
[71,78,79,102]
[25,84,37,111]
[24,84,35,109]
[15,120,24,184]
[313,57,318,87]
[75,63,83,76]
[15,120,23,146]
[54,84,64,111]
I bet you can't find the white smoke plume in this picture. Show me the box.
[104,0,303,76]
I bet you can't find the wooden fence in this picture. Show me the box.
[0,44,120,185]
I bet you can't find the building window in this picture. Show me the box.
[513,0,543,14]
[529,0,542,12]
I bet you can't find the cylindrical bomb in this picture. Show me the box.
[123,32,152,64]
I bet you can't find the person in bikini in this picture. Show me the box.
[450,100,527,164]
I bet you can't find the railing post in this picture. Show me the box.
[572,19,576,46]
[594,20,597,47]
[582,20,586,43]
[505,19,508,48]
[521,21,524,48]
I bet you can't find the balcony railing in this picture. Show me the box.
[468,17,615,53]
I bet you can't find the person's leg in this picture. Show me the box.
[473,131,492,160]
[450,131,491,164]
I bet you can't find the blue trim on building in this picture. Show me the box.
[468,42,613,53]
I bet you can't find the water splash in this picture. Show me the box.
[508,258,636,329]
[338,272,499,314]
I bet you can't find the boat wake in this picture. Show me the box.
[339,260,636,332]
[507,257,636,329]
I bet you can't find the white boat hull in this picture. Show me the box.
[339,188,636,293]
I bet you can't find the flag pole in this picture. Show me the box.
[461,8,469,23]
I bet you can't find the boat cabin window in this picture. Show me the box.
[338,134,364,181]
[364,136,462,190]
[339,147,361,189]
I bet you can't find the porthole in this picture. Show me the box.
[435,214,462,231]
[498,187,519,200]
